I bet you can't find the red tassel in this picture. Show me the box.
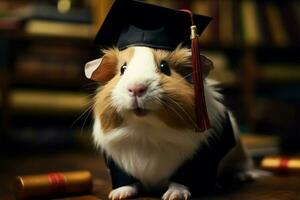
[180,9,210,132]
[191,26,211,132]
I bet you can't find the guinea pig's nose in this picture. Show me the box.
[128,84,148,97]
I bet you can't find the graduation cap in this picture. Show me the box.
[94,0,212,131]
[95,0,211,50]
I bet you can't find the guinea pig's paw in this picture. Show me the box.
[234,169,272,182]
[162,183,191,200]
[108,185,139,200]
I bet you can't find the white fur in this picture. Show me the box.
[109,184,139,200]
[93,115,208,187]
[93,47,229,189]
[111,46,162,112]
[162,183,191,200]
[204,79,226,131]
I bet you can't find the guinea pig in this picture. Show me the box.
[85,45,258,200]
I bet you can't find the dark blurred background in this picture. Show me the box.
[0,0,299,199]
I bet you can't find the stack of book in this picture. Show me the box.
[0,0,95,38]
[24,2,95,38]
[14,42,91,86]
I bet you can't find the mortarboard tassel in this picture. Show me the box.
[181,9,211,132]
[191,25,211,132]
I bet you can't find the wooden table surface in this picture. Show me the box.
[1,151,299,200]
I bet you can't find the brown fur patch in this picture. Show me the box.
[91,49,118,83]
[91,54,118,82]
[152,47,213,78]
[91,47,135,83]
[93,47,135,133]
[152,47,198,129]
[151,47,215,130]
[117,47,135,69]
[157,72,197,130]
[94,76,123,133]
[153,46,191,72]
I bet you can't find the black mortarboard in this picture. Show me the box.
[94,0,211,50]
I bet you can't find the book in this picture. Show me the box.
[241,133,280,157]
[264,2,289,47]
[240,0,263,46]
[27,4,92,24]
[0,1,92,31]
[24,19,95,38]
[25,42,91,61]
[259,64,300,82]
[219,0,233,45]
[14,54,85,85]
[10,89,89,113]
[5,1,92,23]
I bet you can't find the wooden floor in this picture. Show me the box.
[1,150,299,200]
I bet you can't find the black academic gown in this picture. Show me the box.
[104,111,236,195]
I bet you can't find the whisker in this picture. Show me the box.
[163,95,199,129]
[152,96,187,125]
[172,72,193,84]
[80,105,94,135]
[71,102,94,128]
[180,72,193,81]
[160,72,193,88]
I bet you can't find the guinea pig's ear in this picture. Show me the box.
[84,55,117,82]
[85,58,102,79]
[184,55,214,83]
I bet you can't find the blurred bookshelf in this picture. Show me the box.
[0,0,299,155]
[147,0,300,156]
[0,0,107,151]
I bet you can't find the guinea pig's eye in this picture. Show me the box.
[160,60,171,76]
[120,62,127,75]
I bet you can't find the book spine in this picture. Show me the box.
[277,2,300,46]
[241,0,262,46]
[264,2,289,47]
[259,64,300,82]
[25,20,94,38]
[29,4,92,24]
[219,0,234,46]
